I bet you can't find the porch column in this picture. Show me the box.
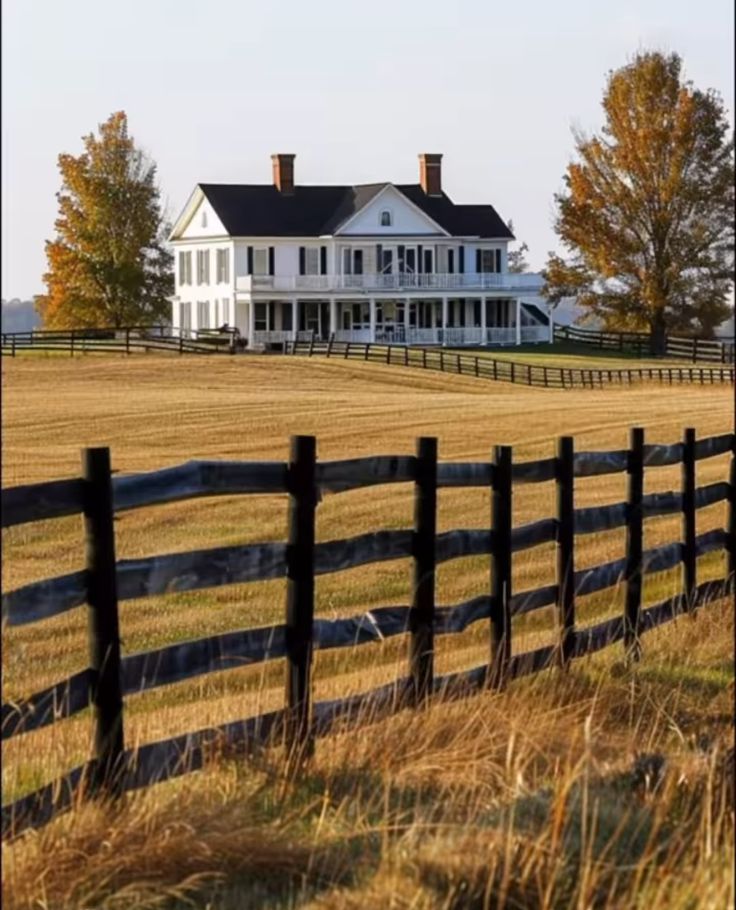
[329,297,337,337]
[291,298,298,339]
[369,297,376,342]
[480,295,487,344]
[515,298,522,346]
[441,296,448,346]
[248,299,255,346]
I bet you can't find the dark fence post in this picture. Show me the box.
[70,329,75,357]
[125,328,131,356]
[285,435,317,757]
[82,446,125,797]
[728,438,736,583]
[555,436,575,667]
[624,427,644,661]
[489,445,512,688]
[682,428,697,612]
[326,332,334,357]
[409,436,437,706]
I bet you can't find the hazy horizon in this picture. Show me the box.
[2,0,733,300]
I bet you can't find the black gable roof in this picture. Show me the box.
[395,186,514,239]
[197,182,513,239]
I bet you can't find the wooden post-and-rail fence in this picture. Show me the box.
[2,429,735,840]
[290,335,736,389]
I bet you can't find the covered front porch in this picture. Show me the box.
[236,296,550,348]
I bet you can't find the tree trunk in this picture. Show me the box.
[649,317,667,356]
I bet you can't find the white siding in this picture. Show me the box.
[179,197,228,238]
[172,238,235,331]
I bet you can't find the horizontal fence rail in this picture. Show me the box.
[2,429,734,840]
[0,325,237,358]
[554,323,735,364]
[288,337,735,389]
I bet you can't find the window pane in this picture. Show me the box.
[282,302,293,331]
[305,248,320,275]
[255,303,268,330]
[253,249,269,275]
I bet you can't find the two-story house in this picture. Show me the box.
[169,154,549,348]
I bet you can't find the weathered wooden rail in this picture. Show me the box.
[2,429,734,840]
[288,337,735,387]
[0,326,235,357]
[554,323,735,364]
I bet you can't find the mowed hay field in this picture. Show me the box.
[2,355,734,910]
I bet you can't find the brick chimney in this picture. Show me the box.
[418,153,443,196]
[271,153,295,194]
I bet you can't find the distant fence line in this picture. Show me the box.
[2,428,734,841]
[0,325,236,357]
[554,323,735,364]
[3,326,734,388]
[288,337,736,388]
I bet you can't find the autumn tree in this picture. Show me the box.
[36,111,173,328]
[543,51,734,351]
[507,220,530,273]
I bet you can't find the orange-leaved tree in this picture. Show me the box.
[36,111,173,328]
[543,52,734,351]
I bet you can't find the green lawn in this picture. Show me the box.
[447,341,727,369]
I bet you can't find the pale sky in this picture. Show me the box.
[2,0,733,299]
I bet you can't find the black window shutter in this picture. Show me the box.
[448,249,454,274]
[320,246,327,275]
[269,247,275,276]
[354,250,363,275]
[376,244,383,272]
[247,246,253,275]
[476,249,481,273]
[458,246,465,273]
[299,247,305,275]
[417,244,423,273]
[495,249,501,273]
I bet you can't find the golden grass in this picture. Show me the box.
[1,355,734,909]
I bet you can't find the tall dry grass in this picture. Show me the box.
[2,355,733,908]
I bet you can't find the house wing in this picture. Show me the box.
[169,186,229,240]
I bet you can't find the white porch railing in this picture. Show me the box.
[246,326,547,347]
[335,329,372,343]
[520,325,550,343]
[252,330,295,344]
[236,273,544,293]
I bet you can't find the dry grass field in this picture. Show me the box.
[2,354,734,909]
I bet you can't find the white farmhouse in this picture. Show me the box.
[169,154,549,348]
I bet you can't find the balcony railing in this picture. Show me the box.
[236,273,544,294]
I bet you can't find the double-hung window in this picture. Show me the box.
[341,247,364,275]
[179,251,192,285]
[477,249,501,273]
[197,300,210,328]
[253,248,269,276]
[197,250,210,284]
[304,248,320,275]
[216,249,229,283]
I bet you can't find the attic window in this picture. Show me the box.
[201,210,208,228]
[380,210,392,227]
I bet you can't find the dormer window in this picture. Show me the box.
[380,210,392,227]
[201,210,208,228]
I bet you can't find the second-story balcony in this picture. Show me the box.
[236,272,543,294]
